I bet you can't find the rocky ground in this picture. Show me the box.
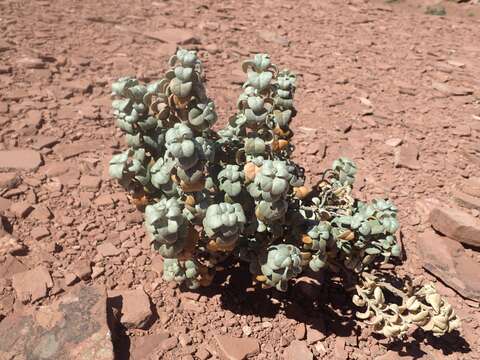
[1,0,480,359]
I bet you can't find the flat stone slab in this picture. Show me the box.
[283,340,314,360]
[215,334,260,360]
[12,265,53,303]
[0,149,43,170]
[417,229,480,301]
[429,203,480,247]
[0,285,114,360]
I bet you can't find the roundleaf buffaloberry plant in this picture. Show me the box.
[109,49,460,339]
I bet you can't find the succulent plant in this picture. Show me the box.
[111,77,165,155]
[248,160,291,202]
[218,164,244,199]
[203,203,246,251]
[145,197,190,258]
[304,222,332,272]
[165,123,200,170]
[163,258,200,290]
[331,199,401,271]
[149,157,178,196]
[109,49,460,340]
[109,148,151,194]
[257,244,303,291]
[332,157,357,186]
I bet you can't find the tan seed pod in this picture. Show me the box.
[450,318,461,330]
[443,304,454,317]
[256,274,267,282]
[185,195,196,206]
[278,139,289,150]
[244,162,260,183]
[207,239,236,252]
[172,94,190,109]
[338,229,355,241]
[271,139,289,152]
[302,234,313,244]
[390,303,399,313]
[300,251,312,261]
[273,126,291,138]
[180,179,205,193]
[294,186,312,199]
[132,194,149,208]
[207,240,220,252]
[422,317,435,332]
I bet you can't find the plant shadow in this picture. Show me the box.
[196,262,359,339]
[382,329,470,358]
[193,261,472,357]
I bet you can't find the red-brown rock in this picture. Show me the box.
[73,260,92,280]
[12,265,53,303]
[16,56,46,69]
[10,201,33,218]
[257,30,290,46]
[151,255,164,275]
[461,177,480,198]
[453,190,480,211]
[429,204,480,247]
[394,144,420,170]
[144,28,200,45]
[375,351,401,360]
[432,81,473,96]
[417,229,480,301]
[80,175,102,191]
[30,226,50,240]
[108,288,153,330]
[294,323,306,340]
[97,241,121,257]
[0,255,28,279]
[30,205,54,222]
[306,326,325,344]
[0,149,43,170]
[333,338,347,360]
[215,335,260,360]
[0,172,20,189]
[54,140,103,160]
[0,233,25,256]
[283,340,313,360]
[160,336,178,351]
[0,197,11,212]
[130,331,170,360]
[0,285,114,359]
[32,135,60,150]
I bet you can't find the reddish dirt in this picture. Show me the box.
[1,0,480,359]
